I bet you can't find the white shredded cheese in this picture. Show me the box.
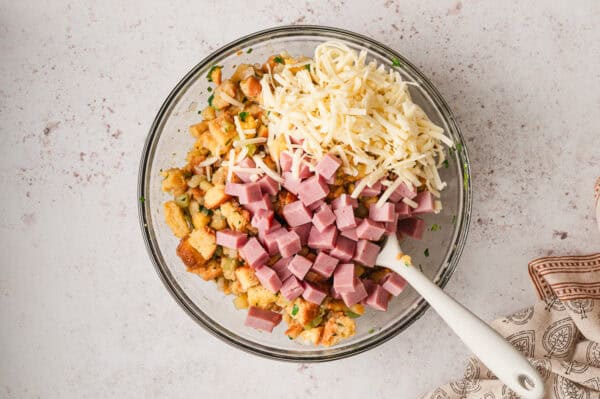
[252,155,284,183]
[197,157,218,167]
[220,92,244,108]
[402,197,419,209]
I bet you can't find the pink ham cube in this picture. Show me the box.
[397,217,425,240]
[354,240,380,267]
[302,281,327,305]
[237,182,263,205]
[381,272,407,296]
[330,286,342,299]
[244,194,272,214]
[240,237,269,268]
[311,252,339,278]
[396,201,412,219]
[334,205,356,231]
[224,182,243,196]
[389,182,417,202]
[216,229,247,249]
[356,218,386,241]
[297,160,312,179]
[362,279,377,296]
[282,201,313,227]
[365,284,391,311]
[254,265,283,293]
[234,158,258,183]
[271,257,293,281]
[308,199,325,211]
[297,175,329,206]
[280,276,304,301]
[412,191,435,214]
[384,216,398,235]
[329,236,356,262]
[307,224,338,250]
[276,231,302,258]
[291,223,312,246]
[279,151,293,172]
[369,202,395,222]
[333,263,355,293]
[245,306,282,332]
[282,172,302,194]
[288,255,313,280]
[312,204,335,232]
[315,153,342,180]
[258,176,279,196]
[331,194,358,210]
[251,209,278,234]
[261,228,288,255]
[360,180,382,197]
[340,278,368,307]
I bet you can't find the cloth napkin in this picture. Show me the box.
[423,179,600,399]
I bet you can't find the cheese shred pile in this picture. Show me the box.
[260,41,454,199]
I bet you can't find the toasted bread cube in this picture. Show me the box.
[235,266,259,292]
[188,227,217,260]
[204,185,229,209]
[161,168,187,196]
[188,259,222,281]
[189,121,209,138]
[247,285,278,309]
[320,312,356,347]
[176,237,206,269]
[164,201,190,238]
[296,327,323,346]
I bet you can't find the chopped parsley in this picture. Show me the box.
[206,65,222,82]
[291,304,299,316]
[455,143,463,153]
[391,57,402,67]
[139,196,145,203]
[424,248,430,257]
[451,215,457,225]
[368,328,376,334]
[207,87,212,92]
[274,56,284,64]
[430,224,441,231]
[225,138,233,146]
[200,206,213,216]
[207,93,214,107]
[304,64,311,71]
[344,310,361,319]
[442,159,449,168]
[238,111,249,122]
[246,48,253,54]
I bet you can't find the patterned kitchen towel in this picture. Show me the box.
[423,181,600,399]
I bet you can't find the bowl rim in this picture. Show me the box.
[138,25,472,362]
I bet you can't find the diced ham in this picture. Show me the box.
[397,217,425,240]
[288,254,313,280]
[275,230,302,258]
[340,278,368,307]
[216,229,248,249]
[360,180,382,197]
[237,182,262,205]
[224,182,243,196]
[308,199,325,211]
[381,272,407,296]
[333,263,355,293]
[389,182,417,202]
[282,172,302,194]
[258,175,279,196]
[369,202,395,222]
[362,279,377,295]
[291,223,312,246]
[354,240,380,267]
[245,306,282,332]
[334,205,356,231]
[254,265,283,293]
[412,191,435,214]
[271,256,293,281]
[356,218,386,241]
[331,194,358,210]
[282,201,313,227]
[297,175,329,206]
[365,284,391,311]
[312,204,335,232]
[315,153,342,180]
[280,276,304,301]
[396,201,412,219]
[307,224,338,249]
[384,216,398,235]
[329,236,356,262]
[244,194,272,214]
[302,281,327,305]
[330,286,342,299]
[297,160,312,179]
[279,151,293,172]
[234,158,258,183]
[251,209,278,235]
[239,237,269,268]
[262,228,288,255]
[311,252,339,278]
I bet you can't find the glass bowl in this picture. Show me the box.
[138,26,471,361]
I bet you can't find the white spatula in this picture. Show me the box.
[376,235,545,399]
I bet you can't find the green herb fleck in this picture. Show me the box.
[455,143,463,152]
[197,110,202,114]
[206,65,222,82]
[391,57,402,67]
[418,264,424,272]
[291,304,299,316]
[139,196,145,203]
[442,159,449,168]
[200,206,213,216]
[246,48,253,54]
[463,166,469,191]
[424,248,430,257]
[451,215,457,225]
[274,56,284,64]
[214,246,223,257]
[208,93,215,107]
[368,328,376,334]
[246,143,257,156]
[239,111,249,122]
[225,138,233,146]
[207,87,212,92]
[288,336,293,340]
[344,310,361,319]
[404,261,411,267]
[430,224,441,231]
[304,64,311,71]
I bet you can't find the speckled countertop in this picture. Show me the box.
[1,1,599,398]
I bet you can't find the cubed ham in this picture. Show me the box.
[397,217,425,240]
[389,182,417,202]
[291,223,311,246]
[369,202,395,222]
[354,240,380,267]
[312,204,335,232]
[302,281,327,305]
[297,175,329,206]
[237,182,262,205]
[311,252,339,278]
[330,286,342,299]
[315,153,342,180]
[234,158,258,183]
[245,306,282,332]
[271,256,293,281]
[297,160,312,179]
[356,218,386,241]
[384,216,398,235]
[276,231,302,258]
[362,279,377,295]
[282,201,313,227]
[329,236,356,262]
[340,278,368,307]
[333,263,355,293]
[381,272,407,296]
[360,180,382,197]
[365,284,391,311]
[279,151,293,172]
[251,209,278,235]
[288,255,313,280]
[262,228,288,255]
[240,237,269,268]
[396,201,412,219]
[307,224,338,249]
[282,172,302,194]
[280,276,304,301]
[258,176,279,196]
[224,182,243,196]
[340,227,358,241]
[331,194,358,210]
[216,229,247,249]
[334,205,356,231]
[244,194,272,214]
[308,199,325,211]
[412,191,435,214]
[254,265,283,293]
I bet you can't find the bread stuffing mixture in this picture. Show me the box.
[162,42,453,346]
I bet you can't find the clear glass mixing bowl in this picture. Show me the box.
[138,26,471,361]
